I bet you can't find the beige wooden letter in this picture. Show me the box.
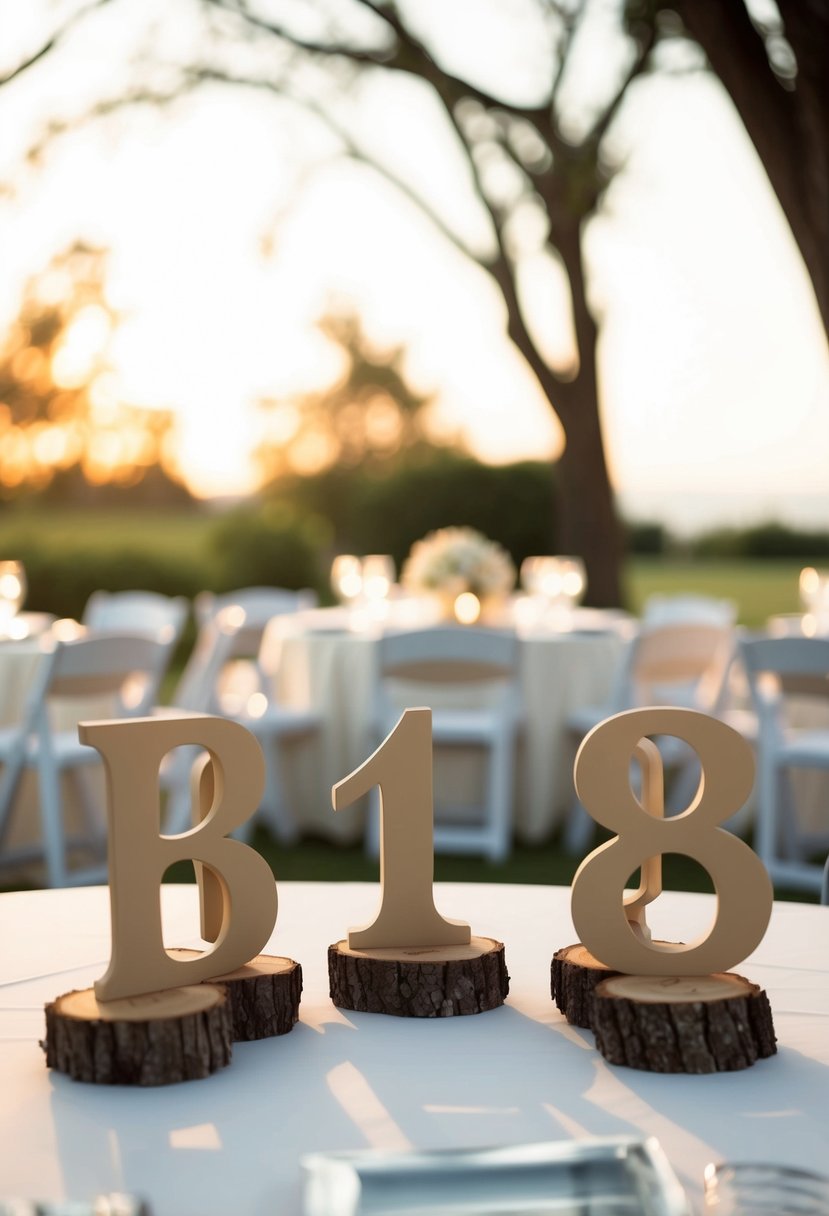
[571,707,773,976]
[334,708,470,949]
[79,715,277,1001]
[191,752,224,943]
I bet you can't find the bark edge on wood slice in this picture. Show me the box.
[329,935,508,1017]
[43,983,233,1085]
[168,949,302,1041]
[551,943,618,1028]
[551,940,680,1028]
[591,972,777,1073]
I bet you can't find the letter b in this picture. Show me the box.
[80,715,277,1001]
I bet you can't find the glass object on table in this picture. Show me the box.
[359,554,396,625]
[0,560,26,637]
[520,555,586,629]
[331,555,363,605]
[520,555,547,597]
[360,554,395,604]
[541,555,587,608]
[703,1162,829,1213]
[303,1136,690,1216]
[799,566,829,635]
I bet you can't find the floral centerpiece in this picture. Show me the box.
[401,527,516,616]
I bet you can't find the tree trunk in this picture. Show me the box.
[671,0,829,337]
[553,397,624,608]
[550,218,626,609]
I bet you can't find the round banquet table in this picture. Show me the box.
[266,613,629,844]
[1,881,828,1215]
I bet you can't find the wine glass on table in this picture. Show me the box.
[331,555,363,605]
[0,560,26,636]
[360,555,395,622]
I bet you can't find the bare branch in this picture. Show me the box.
[0,0,115,88]
[346,0,557,136]
[586,25,657,148]
[195,59,566,398]
[191,65,481,263]
[200,0,394,66]
[0,80,199,195]
[549,0,586,115]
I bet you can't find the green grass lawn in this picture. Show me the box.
[1,505,216,559]
[228,827,820,903]
[625,558,804,629]
[4,825,817,904]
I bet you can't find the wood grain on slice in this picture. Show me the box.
[328,935,508,1017]
[167,949,302,1041]
[592,971,777,1073]
[43,983,233,1085]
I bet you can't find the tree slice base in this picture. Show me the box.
[551,940,681,1028]
[551,943,619,1028]
[43,984,233,1085]
[328,936,508,1017]
[167,950,302,1041]
[591,972,777,1073]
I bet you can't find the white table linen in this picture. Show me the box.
[266,613,629,843]
[1,882,828,1216]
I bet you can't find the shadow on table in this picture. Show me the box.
[46,1004,829,1215]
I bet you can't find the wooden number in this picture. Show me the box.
[622,738,664,941]
[570,707,773,975]
[333,708,470,949]
[79,715,278,1001]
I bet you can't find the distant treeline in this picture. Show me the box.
[5,454,829,624]
[628,520,829,559]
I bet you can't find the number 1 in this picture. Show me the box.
[333,708,470,950]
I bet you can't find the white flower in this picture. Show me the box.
[401,527,516,598]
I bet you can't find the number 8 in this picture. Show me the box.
[571,708,773,976]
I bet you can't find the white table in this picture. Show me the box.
[2,882,828,1215]
[267,614,629,844]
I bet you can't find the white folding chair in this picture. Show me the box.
[82,590,189,643]
[164,607,319,842]
[642,594,738,627]
[739,635,829,893]
[0,633,171,887]
[367,627,523,863]
[194,587,317,629]
[564,621,737,853]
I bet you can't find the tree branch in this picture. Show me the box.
[347,0,558,139]
[191,65,481,265]
[549,0,586,115]
[669,0,829,333]
[200,0,394,66]
[0,0,115,88]
[586,23,656,149]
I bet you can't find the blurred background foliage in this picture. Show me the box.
[1,241,828,628]
[0,244,191,506]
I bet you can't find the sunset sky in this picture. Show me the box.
[0,0,827,533]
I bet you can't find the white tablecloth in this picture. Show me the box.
[268,618,628,844]
[1,882,828,1215]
